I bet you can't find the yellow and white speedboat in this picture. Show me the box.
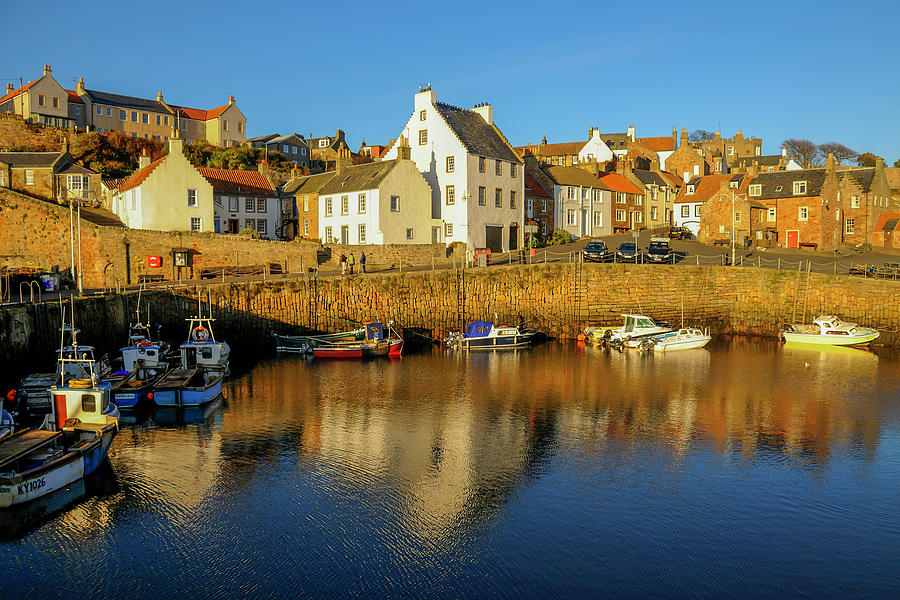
[780,315,879,346]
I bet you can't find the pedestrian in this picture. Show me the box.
[360,252,367,274]
[340,252,347,275]
[349,252,355,274]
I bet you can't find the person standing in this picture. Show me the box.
[340,252,347,275]
[360,252,367,274]
[349,252,355,275]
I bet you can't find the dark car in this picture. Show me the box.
[583,241,610,262]
[669,226,691,240]
[646,237,674,263]
[616,241,639,262]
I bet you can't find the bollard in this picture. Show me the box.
[696,254,699,266]
[777,258,781,270]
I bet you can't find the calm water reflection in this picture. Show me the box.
[3,340,900,599]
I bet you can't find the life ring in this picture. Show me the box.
[137,340,152,347]
[191,326,209,341]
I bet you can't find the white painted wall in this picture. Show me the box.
[213,194,280,239]
[579,129,614,164]
[553,184,612,239]
[674,201,702,237]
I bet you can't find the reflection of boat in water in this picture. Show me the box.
[780,315,879,346]
[0,459,118,541]
[782,343,878,363]
[152,396,224,425]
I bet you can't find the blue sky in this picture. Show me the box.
[3,0,898,163]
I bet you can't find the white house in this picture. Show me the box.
[579,128,615,164]
[317,158,434,245]
[541,166,612,238]
[199,167,280,239]
[383,88,524,252]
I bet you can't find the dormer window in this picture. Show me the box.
[729,180,738,189]
[319,139,329,148]
[793,181,807,195]
[686,185,695,194]
[775,185,783,192]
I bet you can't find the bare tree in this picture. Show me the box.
[688,129,715,143]
[818,142,858,166]
[783,139,820,168]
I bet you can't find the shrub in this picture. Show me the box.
[546,229,573,246]
[238,227,261,239]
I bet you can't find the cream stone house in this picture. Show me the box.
[0,65,74,128]
[112,135,214,232]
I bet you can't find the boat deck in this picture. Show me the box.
[155,368,198,389]
[0,429,61,469]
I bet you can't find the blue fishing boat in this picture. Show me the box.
[446,321,538,350]
[105,318,172,409]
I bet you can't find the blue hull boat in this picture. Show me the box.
[153,367,224,407]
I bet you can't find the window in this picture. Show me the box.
[446,185,455,205]
[131,111,137,122]
[141,113,148,124]
[319,139,329,148]
[541,222,548,235]
[495,188,502,208]
[391,195,400,212]
[768,207,776,222]
[567,209,576,225]
[238,122,243,133]
[245,198,256,212]
[593,211,602,227]
[592,189,599,202]
[325,226,333,242]
[164,116,168,126]
[292,146,297,154]
[793,181,807,195]
[187,189,197,207]
[616,192,626,203]
[582,188,589,200]
[541,200,547,212]
[257,198,266,212]
[283,144,289,153]
[635,212,643,224]
[256,219,267,236]
[419,109,426,121]
[851,195,860,209]
[446,156,454,173]
[68,174,84,191]
[406,228,414,240]
[749,184,761,196]
[727,146,734,155]
[650,206,658,221]
[181,120,187,130]
[478,157,485,173]
[418,130,428,145]
[694,205,701,217]
[191,217,202,231]
[106,107,111,117]
[445,223,453,237]
[324,197,332,216]
[686,185,695,194]
[510,190,517,209]
[635,195,643,206]
[495,160,502,176]
[734,211,741,223]
[616,209,626,221]
[301,148,307,155]
[303,219,309,236]
[799,206,808,221]
[119,110,126,121]
[0,170,4,186]
[845,218,855,235]
[681,205,689,217]
[478,186,486,206]
[557,157,564,166]
[38,95,45,107]
[157,115,161,125]
[358,193,366,213]
[526,198,533,214]
[572,156,578,165]
[224,120,229,132]
[341,195,349,215]
[229,197,239,212]
[358,224,366,243]
[303,196,309,212]
[96,105,102,116]
[511,163,517,178]
[567,187,575,200]
[25,170,34,186]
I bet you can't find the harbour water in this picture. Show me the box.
[3,340,900,598]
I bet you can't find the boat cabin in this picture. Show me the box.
[622,315,663,333]
[179,316,229,370]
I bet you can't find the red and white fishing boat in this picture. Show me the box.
[312,322,403,359]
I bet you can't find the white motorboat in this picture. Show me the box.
[780,315,879,346]
[584,314,672,347]
[641,328,711,351]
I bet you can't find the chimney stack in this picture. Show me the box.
[627,124,635,142]
[5,83,13,94]
[680,128,688,147]
[76,77,86,95]
[157,91,164,102]
[826,152,836,173]
[228,95,235,105]
[781,145,787,158]
[473,103,493,126]
[42,64,52,76]
[397,135,411,160]
[138,148,151,169]
[541,135,547,146]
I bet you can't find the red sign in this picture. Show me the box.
[147,256,162,268]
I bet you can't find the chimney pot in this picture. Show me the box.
[43,64,51,76]
[157,91,163,102]
[228,95,235,104]
[5,83,13,93]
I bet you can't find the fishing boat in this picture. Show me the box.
[640,328,711,351]
[0,307,119,508]
[446,321,538,350]
[104,310,173,409]
[779,315,879,346]
[152,309,229,407]
[584,314,672,347]
[274,327,366,354]
[311,322,403,359]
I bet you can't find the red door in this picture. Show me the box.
[885,229,894,248]
[786,230,799,249]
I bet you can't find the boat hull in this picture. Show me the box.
[782,331,879,346]
[275,330,366,352]
[0,425,117,508]
[652,336,711,351]
[312,339,403,359]
[459,334,534,350]
[153,369,224,407]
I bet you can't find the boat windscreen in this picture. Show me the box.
[366,323,385,341]
[465,321,493,338]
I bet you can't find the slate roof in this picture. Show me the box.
[542,166,609,189]
[733,155,782,168]
[56,162,96,175]
[525,174,551,198]
[84,89,167,113]
[434,102,521,163]
[0,152,63,168]
[198,167,275,196]
[885,167,900,192]
[632,170,667,187]
[601,133,628,149]
[749,168,827,200]
[282,171,337,195]
[837,168,876,192]
[318,160,400,195]
[659,171,684,188]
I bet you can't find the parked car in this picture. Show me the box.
[583,241,610,262]
[646,237,674,263]
[616,241,639,262]
[669,226,691,240]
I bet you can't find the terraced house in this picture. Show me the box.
[0,65,246,146]
[383,87,524,252]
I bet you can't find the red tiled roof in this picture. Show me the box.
[171,104,230,121]
[873,212,900,232]
[102,178,127,190]
[660,171,684,188]
[597,172,643,195]
[197,167,274,195]
[635,136,675,152]
[0,79,38,104]
[65,89,84,104]
[525,174,551,198]
[119,157,166,193]
[674,174,733,203]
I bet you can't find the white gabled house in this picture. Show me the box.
[383,88,524,252]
